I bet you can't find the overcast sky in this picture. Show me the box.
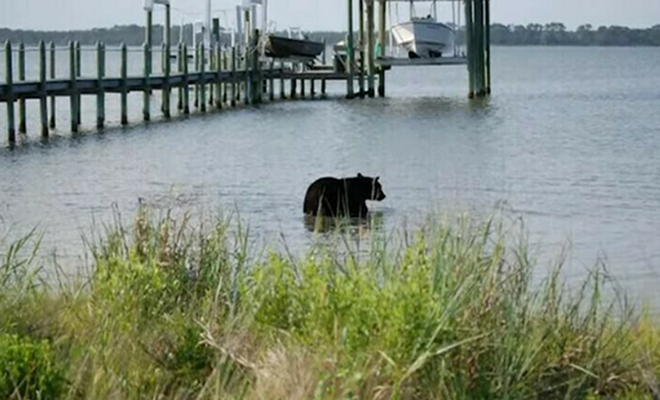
[1,0,659,31]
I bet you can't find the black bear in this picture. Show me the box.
[303,173,386,217]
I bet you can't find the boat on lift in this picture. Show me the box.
[390,0,455,58]
[264,27,324,60]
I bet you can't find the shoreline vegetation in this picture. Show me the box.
[1,23,660,47]
[1,206,660,399]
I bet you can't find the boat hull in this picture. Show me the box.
[391,20,455,58]
[265,35,325,59]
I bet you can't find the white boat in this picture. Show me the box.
[391,16,455,59]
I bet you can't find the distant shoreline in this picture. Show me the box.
[1,23,659,47]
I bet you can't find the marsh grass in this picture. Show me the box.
[1,205,659,399]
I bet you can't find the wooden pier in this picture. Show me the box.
[0,0,491,145]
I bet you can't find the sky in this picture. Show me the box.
[1,0,659,32]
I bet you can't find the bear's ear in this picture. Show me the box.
[376,176,380,182]
[358,173,363,178]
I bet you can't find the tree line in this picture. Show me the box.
[1,23,659,47]
[490,23,660,46]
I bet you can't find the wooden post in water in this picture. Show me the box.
[5,41,16,143]
[183,45,190,114]
[346,0,355,98]
[177,43,183,110]
[96,42,105,129]
[252,30,261,104]
[39,41,48,137]
[474,0,484,96]
[143,43,151,121]
[300,78,305,98]
[194,43,200,108]
[269,61,275,101]
[49,42,56,129]
[377,0,386,97]
[200,43,206,112]
[120,43,128,125]
[231,47,237,107]
[279,62,286,99]
[290,75,296,99]
[311,79,315,98]
[366,0,375,98]
[358,0,365,97]
[162,43,171,118]
[464,0,475,98]
[215,44,222,109]
[321,78,326,96]
[18,42,26,134]
[485,0,491,94]
[244,39,251,105]
[208,45,215,106]
[75,41,81,125]
[222,50,228,104]
[69,41,79,132]
[164,3,172,117]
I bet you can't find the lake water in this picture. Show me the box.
[1,46,659,305]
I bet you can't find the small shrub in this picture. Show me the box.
[0,334,65,400]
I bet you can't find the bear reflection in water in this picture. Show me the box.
[303,210,385,234]
[303,173,386,218]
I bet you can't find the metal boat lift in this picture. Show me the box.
[347,0,491,98]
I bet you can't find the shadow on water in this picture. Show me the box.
[303,211,385,235]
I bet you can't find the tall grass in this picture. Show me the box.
[1,206,659,399]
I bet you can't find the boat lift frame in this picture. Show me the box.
[353,0,490,98]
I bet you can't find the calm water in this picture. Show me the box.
[1,47,659,304]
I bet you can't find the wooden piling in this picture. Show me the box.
[321,78,326,95]
[200,43,206,112]
[183,45,190,114]
[164,4,172,116]
[75,41,81,125]
[230,47,237,107]
[194,43,200,108]
[163,43,171,118]
[358,0,365,97]
[177,43,183,110]
[18,42,26,133]
[49,42,56,129]
[252,30,261,104]
[464,0,475,98]
[377,0,386,97]
[39,41,48,137]
[474,0,485,96]
[222,50,228,104]
[143,43,151,121]
[209,45,215,106]
[485,0,491,94]
[311,79,315,98]
[300,78,305,98]
[215,44,222,109]
[69,41,79,132]
[346,0,355,98]
[5,41,16,143]
[96,42,105,129]
[280,62,286,99]
[244,41,251,105]
[366,0,375,97]
[269,61,275,101]
[291,77,296,99]
[120,43,128,125]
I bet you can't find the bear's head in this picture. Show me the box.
[357,173,386,201]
